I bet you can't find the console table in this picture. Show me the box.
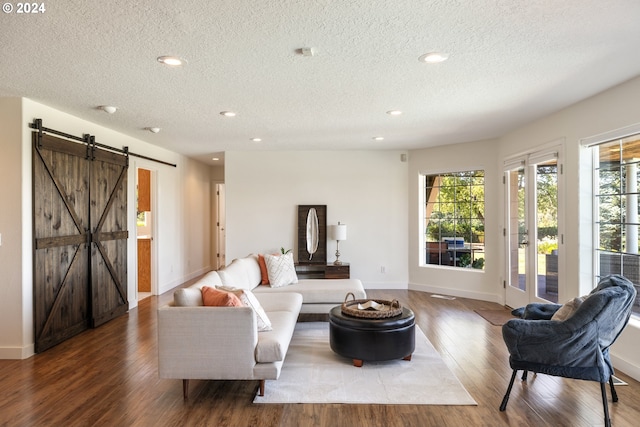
[295,263,350,279]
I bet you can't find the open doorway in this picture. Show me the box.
[137,168,154,301]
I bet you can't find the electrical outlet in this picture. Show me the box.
[380,266,386,274]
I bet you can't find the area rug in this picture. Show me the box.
[474,309,517,326]
[253,322,476,405]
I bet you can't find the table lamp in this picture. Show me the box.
[330,222,347,265]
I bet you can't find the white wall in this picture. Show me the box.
[225,150,409,288]
[0,97,212,359]
[408,139,502,302]
[182,157,214,280]
[0,98,26,358]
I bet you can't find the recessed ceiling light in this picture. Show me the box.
[157,56,185,66]
[419,52,449,63]
[212,157,220,161]
[250,138,262,142]
[372,136,384,141]
[220,111,236,117]
[99,105,117,114]
[386,110,402,116]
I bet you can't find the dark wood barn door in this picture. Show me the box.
[33,134,91,352]
[89,148,128,327]
[33,133,128,352]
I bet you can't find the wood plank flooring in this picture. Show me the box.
[1,287,639,426]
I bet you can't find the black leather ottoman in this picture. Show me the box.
[329,305,415,367]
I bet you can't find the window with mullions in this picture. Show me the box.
[594,135,640,315]
[421,170,485,269]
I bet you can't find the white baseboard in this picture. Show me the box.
[363,281,408,290]
[408,282,502,304]
[159,266,212,295]
[0,343,34,360]
[184,266,211,282]
[611,352,640,383]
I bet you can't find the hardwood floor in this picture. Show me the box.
[1,287,639,427]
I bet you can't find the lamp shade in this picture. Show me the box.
[330,223,347,241]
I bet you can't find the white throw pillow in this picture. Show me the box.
[216,286,272,331]
[551,296,587,321]
[264,253,298,288]
[173,287,204,306]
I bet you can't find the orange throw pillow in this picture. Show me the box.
[258,254,270,285]
[201,286,244,307]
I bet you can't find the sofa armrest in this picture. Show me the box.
[158,305,258,380]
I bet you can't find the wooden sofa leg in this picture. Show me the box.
[259,380,265,396]
[183,379,189,400]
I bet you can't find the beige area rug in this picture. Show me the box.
[253,322,477,405]
[474,309,517,326]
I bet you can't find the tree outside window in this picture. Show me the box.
[595,136,640,315]
[422,170,485,269]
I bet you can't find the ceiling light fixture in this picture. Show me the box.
[220,111,236,117]
[372,136,384,141]
[157,56,185,66]
[386,110,402,116]
[99,105,117,114]
[251,138,262,142]
[212,157,220,161]
[419,52,449,63]
[145,127,161,133]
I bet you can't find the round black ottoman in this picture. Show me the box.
[329,305,415,367]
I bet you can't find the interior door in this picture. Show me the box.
[33,132,128,351]
[89,147,129,327]
[505,148,561,308]
[33,133,91,352]
[216,183,226,268]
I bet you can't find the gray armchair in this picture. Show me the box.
[500,275,637,427]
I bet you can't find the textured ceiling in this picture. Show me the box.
[2,0,640,165]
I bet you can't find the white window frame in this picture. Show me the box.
[581,122,640,316]
[419,169,486,270]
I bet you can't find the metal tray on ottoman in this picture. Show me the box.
[329,305,415,367]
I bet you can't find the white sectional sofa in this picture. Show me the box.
[157,254,366,399]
